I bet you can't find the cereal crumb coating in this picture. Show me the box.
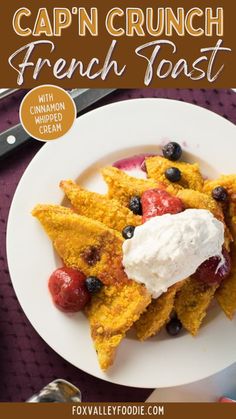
[216,245,236,319]
[85,281,151,370]
[175,277,218,336]
[146,156,204,191]
[32,204,127,286]
[135,281,184,341]
[60,179,142,231]
[101,166,159,206]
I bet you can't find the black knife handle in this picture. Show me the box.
[0,123,31,159]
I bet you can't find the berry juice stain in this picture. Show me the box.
[113,153,156,178]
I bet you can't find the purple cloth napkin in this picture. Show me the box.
[0,88,236,402]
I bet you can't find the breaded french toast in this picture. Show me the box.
[203,175,236,198]
[176,189,224,221]
[203,175,236,238]
[145,156,204,191]
[85,281,151,370]
[216,245,236,320]
[101,166,159,206]
[135,281,184,341]
[60,179,142,231]
[175,277,218,336]
[170,188,230,334]
[32,204,128,286]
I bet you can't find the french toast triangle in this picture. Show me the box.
[203,174,236,198]
[85,281,151,370]
[145,156,204,191]
[203,175,236,240]
[175,277,218,336]
[32,204,151,371]
[135,281,184,341]
[169,188,228,335]
[203,175,236,318]
[216,245,236,319]
[32,204,128,286]
[176,189,224,221]
[101,166,160,206]
[136,187,230,339]
[60,179,142,231]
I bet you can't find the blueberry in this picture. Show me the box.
[166,318,182,336]
[162,142,182,161]
[165,167,181,182]
[122,225,135,239]
[85,276,103,293]
[129,196,142,215]
[212,186,228,202]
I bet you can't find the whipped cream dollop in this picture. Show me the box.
[122,209,225,298]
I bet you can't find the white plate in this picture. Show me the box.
[7,98,236,388]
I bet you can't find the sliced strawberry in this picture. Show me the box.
[141,189,184,223]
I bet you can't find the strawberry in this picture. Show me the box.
[194,248,231,285]
[141,189,184,223]
[48,267,90,312]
